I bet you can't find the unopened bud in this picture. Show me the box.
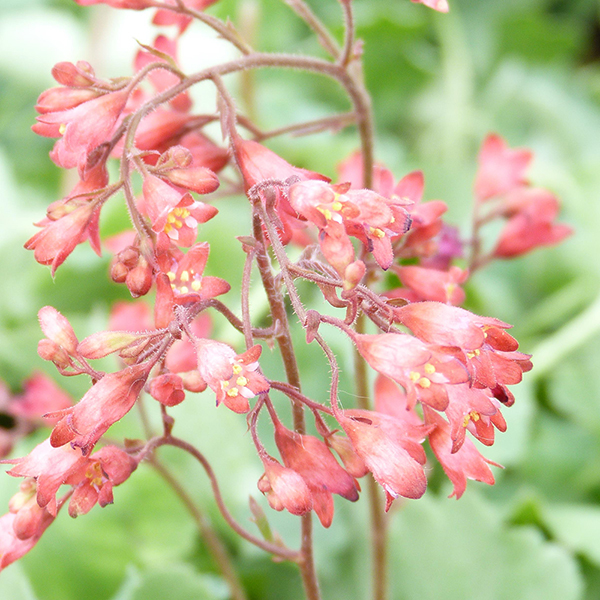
[343,260,366,291]
[110,261,129,283]
[179,370,207,393]
[156,145,193,169]
[37,339,72,369]
[51,61,95,87]
[126,259,153,298]
[38,306,78,354]
[149,373,185,406]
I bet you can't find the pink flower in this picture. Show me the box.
[33,87,129,172]
[154,242,230,327]
[232,135,329,244]
[0,502,55,573]
[393,265,468,305]
[274,421,359,527]
[257,455,312,516]
[288,180,411,272]
[152,0,221,33]
[10,372,73,424]
[354,332,468,410]
[25,201,102,275]
[195,341,269,413]
[46,363,150,454]
[443,384,506,453]
[492,188,573,258]
[424,406,499,499]
[5,440,137,518]
[37,306,79,355]
[336,409,430,509]
[474,134,532,202]
[148,373,186,406]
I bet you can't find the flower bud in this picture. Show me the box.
[51,61,95,87]
[126,258,153,298]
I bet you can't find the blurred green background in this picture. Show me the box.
[1,0,600,598]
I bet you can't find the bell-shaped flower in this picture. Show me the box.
[5,440,136,518]
[134,35,192,111]
[232,135,328,244]
[154,242,230,327]
[46,363,151,454]
[443,384,507,453]
[393,265,468,305]
[424,406,499,499]
[257,455,312,516]
[274,421,359,527]
[25,200,102,275]
[474,133,532,202]
[195,341,269,413]
[492,188,573,258]
[336,409,430,509]
[148,373,186,406]
[0,500,55,573]
[354,332,468,410]
[33,87,129,172]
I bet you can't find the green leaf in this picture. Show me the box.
[0,562,39,600]
[388,492,582,600]
[544,504,600,567]
[110,564,228,600]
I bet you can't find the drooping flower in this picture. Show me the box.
[5,440,137,518]
[410,0,449,13]
[232,135,329,244]
[139,173,218,245]
[0,496,55,573]
[336,409,430,509]
[154,242,230,327]
[424,406,499,499]
[46,363,151,454]
[257,455,312,516]
[492,187,573,258]
[474,133,532,202]
[25,200,102,275]
[33,87,129,172]
[353,332,468,410]
[392,265,468,305]
[273,421,359,527]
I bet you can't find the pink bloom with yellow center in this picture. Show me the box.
[195,341,269,413]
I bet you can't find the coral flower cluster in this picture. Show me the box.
[0,0,571,594]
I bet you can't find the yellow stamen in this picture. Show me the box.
[232,364,243,375]
[417,377,431,388]
[227,388,239,397]
[331,200,343,212]
[167,271,176,282]
[424,363,435,375]
[179,286,188,294]
[409,371,420,382]
[236,376,248,387]
[179,270,190,282]
[191,280,202,292]
[370,227,385,239]
[59,123,67,135]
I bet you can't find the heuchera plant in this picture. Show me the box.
[0,0,572,598]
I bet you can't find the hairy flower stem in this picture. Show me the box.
[251,216,321,600]
[153,436,300,561]
[149,457,249,600]
[355,313,389,600]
